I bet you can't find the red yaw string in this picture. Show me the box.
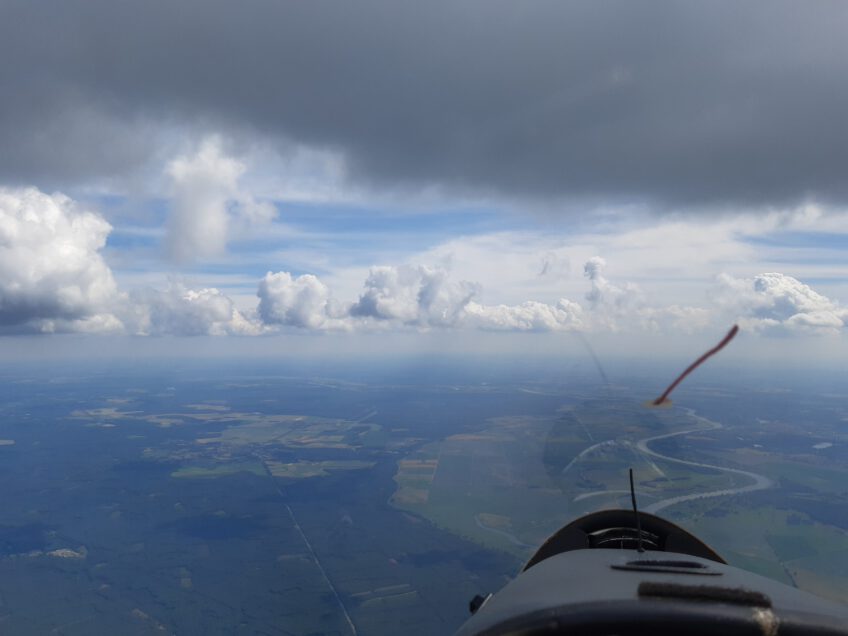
[653,324,739,406]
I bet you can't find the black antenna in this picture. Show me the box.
[629,468,644,553]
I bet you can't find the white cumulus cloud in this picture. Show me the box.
[583,256,712,333]
[257,265,587,333]
[126,282,260,336]
[583,256,642,331]
[349,265,479,327]
[0,187,122,333]
[166,137,276,263]
[464,299,584,331]
[257,271,348,330]
[715,272,848,335]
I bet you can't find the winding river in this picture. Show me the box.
[636,411,773,513]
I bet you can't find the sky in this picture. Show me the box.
[1,1,848,362]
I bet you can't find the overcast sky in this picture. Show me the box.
[1,1,847,356]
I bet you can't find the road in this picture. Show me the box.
[561,439,617,475]
[473,514,535,549]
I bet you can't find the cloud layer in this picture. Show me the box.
[2,186,846,339]
[3,1,848,208]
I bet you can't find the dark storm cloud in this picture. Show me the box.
[2,0,847,207]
